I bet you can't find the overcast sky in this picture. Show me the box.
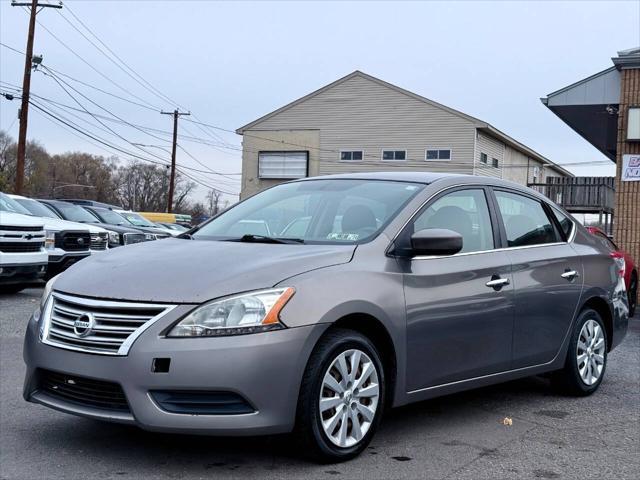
[1,0,639,202]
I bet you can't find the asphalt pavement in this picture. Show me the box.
[1,288,638,479]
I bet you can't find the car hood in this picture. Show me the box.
[33,216,106,234]
[54,238,356,303]
[0,211,45,228]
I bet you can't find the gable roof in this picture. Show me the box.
[237,70,573,177]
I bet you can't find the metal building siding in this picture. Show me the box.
[249,75,478,176]
[475,132,505,178]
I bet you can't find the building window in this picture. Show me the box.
[258,151,308,179]
[628,107,640,141]
[492,158,499,168]
[426,149,451,161]
[340,150,363,161]
[480,152,488,164]
[382,150,406,161]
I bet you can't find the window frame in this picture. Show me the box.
[390,185,501,258]
[339,150,364,162]
[480,152,488,164]
[381,149,408,162]
[490,187,568,249]
[492,157,499,168]
[425,148,452,162]
[257,150,309,180]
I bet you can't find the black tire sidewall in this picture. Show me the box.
[566,309,608,395]
[304,330,385,462]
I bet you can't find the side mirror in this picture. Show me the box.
[410,228,463,256]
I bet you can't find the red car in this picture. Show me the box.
[586,227,637,317]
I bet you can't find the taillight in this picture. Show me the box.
[611,252,626,278]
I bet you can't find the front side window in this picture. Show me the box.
[193,179,424,245]
[495,191,559,247]
[382,150,406,161]
[258,151,308,179]
[426,149,451,161]
[412,189,494,254]
[340,150,363,161]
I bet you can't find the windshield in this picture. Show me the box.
[53,202,100,223]
[119,212,156,227]
[193,179,424,244]
[0,193,33,215]
[14,198,61,219]
[94,208,128,225]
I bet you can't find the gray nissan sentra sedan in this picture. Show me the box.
[23,172,629,462]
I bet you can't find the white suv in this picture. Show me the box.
[0,210,48,293]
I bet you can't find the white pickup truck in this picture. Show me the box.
[0,211,48,293]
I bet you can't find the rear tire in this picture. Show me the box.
[628,272,637,318]
[552,308,607,396]
[294,328,385,463]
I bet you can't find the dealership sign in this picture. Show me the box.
[622,154,640,182]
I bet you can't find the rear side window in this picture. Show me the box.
[551,208,574,241]
[495,191,559,247]
[413,189,494,253]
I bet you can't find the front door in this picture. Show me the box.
[400,187,515,392]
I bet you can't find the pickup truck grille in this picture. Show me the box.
[0,241,44,252]
[0,225,43,232]
[90,232,108,250]
[43,293,175,355]
[56,231,91,252]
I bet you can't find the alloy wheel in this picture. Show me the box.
[576,319,606,386]
[319,349,380,448]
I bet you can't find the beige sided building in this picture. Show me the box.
[236,71,571,199]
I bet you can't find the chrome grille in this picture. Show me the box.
[43,293,175,355]
[0,241,44,252]
[123,232,146,245]
[90,232,108,250]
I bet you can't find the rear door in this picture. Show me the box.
[492,189,583,368]
[401,187,515,391]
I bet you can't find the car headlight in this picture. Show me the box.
[107,230,120,246]
[33,274,59,330]
[167,287,295,337]
[44,230,56,251]
[144,233,157,241]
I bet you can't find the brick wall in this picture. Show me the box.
[614,68,640,304]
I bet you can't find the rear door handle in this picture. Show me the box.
[561,270,579,280]
[486,277,510,288]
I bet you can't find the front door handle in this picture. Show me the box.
[486,277,510,288]
[561,270,579,280]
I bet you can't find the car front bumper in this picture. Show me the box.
[23,312,326,435]
[0,262,47,285]
[46,251,90,278]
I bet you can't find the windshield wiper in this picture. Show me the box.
[235,234,305,244]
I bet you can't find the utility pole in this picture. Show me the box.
[160,109,190,213]
[11,0,62,194]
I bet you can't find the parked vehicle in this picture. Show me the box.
[138,211,192,227]
[36,200,114,250]
[1,193,96,279]
[0,211,47,293]
[586,226,637,317]
[155,222,189,232]
[113,210,176,237]
[24,173,629,462]
[80,206,154,245]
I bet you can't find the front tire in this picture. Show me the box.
[294,328,385,463]
[553,308,607,396]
